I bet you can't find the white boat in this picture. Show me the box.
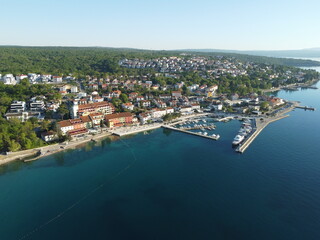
[232,135,245,145]
[203,132,208,136]
[212,134,220,140]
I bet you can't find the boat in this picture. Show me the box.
[212,134,220,140]
[232,135,245,145]
[203,132,208,136]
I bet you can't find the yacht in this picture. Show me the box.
[232,135,245,145]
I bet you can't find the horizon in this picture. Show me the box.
[0,45,320,52]
[1,0,320,50]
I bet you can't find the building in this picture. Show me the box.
[71,101,115,119]
[52,76,63,83]
[89,113,104,126]
[138,112,152,124]
[172,91,182,98]
[1,74,17,85]
[41,131,58,142]
[30,100,45,112]
[9,101,26,112]
[122,102,134,111]
[105,112,134,128]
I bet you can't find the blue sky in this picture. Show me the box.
[1,0,319,50]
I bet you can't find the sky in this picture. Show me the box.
[1,0,320,50]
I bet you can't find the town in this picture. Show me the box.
[0,55,318,153]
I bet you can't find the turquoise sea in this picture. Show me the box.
[1,82,320,240]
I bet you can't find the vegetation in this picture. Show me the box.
[0,118,46,152]
[162,113,182,122]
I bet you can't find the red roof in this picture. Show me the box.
[105,112,133,120]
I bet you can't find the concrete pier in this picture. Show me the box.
[236,115,289,153]
[162,125,220,140]
[295,106,316,111]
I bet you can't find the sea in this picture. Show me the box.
[1,81,320,240]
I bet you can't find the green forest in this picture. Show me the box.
[1,46,319,77]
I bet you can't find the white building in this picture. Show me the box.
[52,76,63,83]
[1,74,17,85]
[10,101,26,112]
[30,100,45,112]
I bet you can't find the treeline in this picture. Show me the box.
[0,46,171,77]
[1,47,319,78]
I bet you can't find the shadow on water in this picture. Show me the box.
[162,128,172,136]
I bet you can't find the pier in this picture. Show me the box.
[236,115,289,153]
[162,125,220,140]
[295,106,316,111]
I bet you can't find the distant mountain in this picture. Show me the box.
[179,48,320,59]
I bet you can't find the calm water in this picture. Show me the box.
[1,83,320,240]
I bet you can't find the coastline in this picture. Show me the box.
[0,100,305,167]
[262,78,319,93]
[0,131,114,167]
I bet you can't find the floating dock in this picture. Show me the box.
[162,125,220,140]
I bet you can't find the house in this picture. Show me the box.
[138,112,152,124]
[150,108,167,118]
[122,102,134,111]
[41,131,58,142]
[52,76,63,83]
[269,97,285,107]
[159,94,171,101]
[80,115,93,129]
[89,113,104,126]
[105,112,134,128]
[191,104,201,112]
[153,99,167,108]
[30,100,45,112]
[179,106,193,114]
[140,100,151,108]
[136,96,145,102]
[112,90,122,98]
[129,92,138,100]
[171,91,182,99]
[58,120,74,135]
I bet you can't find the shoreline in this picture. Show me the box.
[262,78,319,93]
[0,131,114,167]
[0,113,210,167]
[0,98,308,166]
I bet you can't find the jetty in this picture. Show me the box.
[236,115,289,153]
[162,125,220,140]
[295,106,316,111]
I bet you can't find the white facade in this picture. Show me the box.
[2,74,17,85]
[10,101,26,112]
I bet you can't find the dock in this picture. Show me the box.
[236,115,289,153]
[162,125,220,140]
[295,106,316,111]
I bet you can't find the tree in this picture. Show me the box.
[119,93,129,103]
[57,103,70,120]
[260,101,270,111]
